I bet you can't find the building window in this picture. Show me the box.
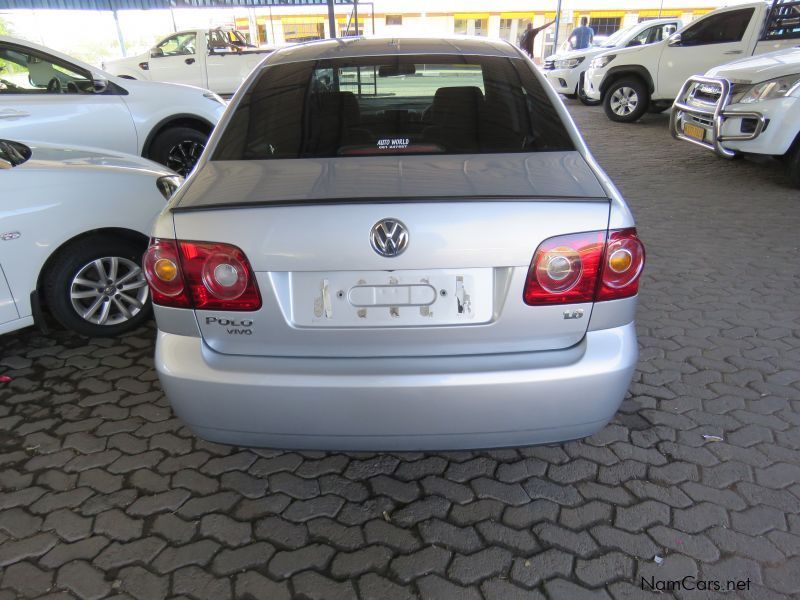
[499,18,513,41]
[589,17,622,37]
[283,21,325,43]
[454,18,488,37]
[338,19,364,37]
[386,15,402,26]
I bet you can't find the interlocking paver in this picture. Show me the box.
[267,544,335,579]
[358,572,416,600]
[447,546,513,585]
[118,566,169,600]
[390,546,452,584]
[0,561,54,597]
[211,542,275,575]
[235,571,291,600]
[0,101,798,599]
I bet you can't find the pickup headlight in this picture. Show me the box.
[554,57,585,69]
[590,54,616,70]
[735,74,800,104]
[157,175,182,200]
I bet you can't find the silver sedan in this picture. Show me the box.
[144,36,645,450]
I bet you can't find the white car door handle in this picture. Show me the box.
[724,50,743,55]
[0,109,30,119]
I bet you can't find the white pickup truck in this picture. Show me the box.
[671,46,800,187]
[105,28,275,97]
[584,0,800,122]
[543,18,680,106]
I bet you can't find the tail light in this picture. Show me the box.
[144,238,261,311]
[523,228,644,306]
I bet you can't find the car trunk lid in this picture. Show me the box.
[172,152,610,358]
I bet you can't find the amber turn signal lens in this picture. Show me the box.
[608,248,633,273]
[154,258,178,282]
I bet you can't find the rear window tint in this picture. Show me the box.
[213,54,574,160]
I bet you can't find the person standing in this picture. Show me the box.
[569,17,594,50]
[519,20,556,58]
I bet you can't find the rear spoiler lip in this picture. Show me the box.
[170,195,611,213]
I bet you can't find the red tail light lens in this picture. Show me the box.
[523,228,644,306]
[523,231,605,306]
[143,239,191,308]
[597,228,645,301]
[178,241,261,310]
[143,238,261,311]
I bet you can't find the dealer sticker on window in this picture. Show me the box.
[377,138,410,150]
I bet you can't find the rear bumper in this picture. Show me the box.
[156,322,638,451]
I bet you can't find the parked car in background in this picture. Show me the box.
[671,46,800,188]
[583,0,800,122]
[0,139,179,337]
[0,36,225,175]
[145,37,645,451]
[105,28,276,97]
[544,18,680,105]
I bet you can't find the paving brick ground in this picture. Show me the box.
[1,101,799,599]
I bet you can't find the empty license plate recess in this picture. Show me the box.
[290,268,495,327]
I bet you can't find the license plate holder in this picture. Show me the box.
[683,122,707,142]
[289,268,495,327]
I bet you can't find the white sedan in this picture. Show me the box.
[0,139,178,337]
[0,36,225,176]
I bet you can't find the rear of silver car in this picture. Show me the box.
[146,40,643,450]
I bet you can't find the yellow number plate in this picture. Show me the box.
[683,123,706,142]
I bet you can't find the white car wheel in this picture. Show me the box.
[69,256,149,326]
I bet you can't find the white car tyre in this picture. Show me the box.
[43,235,151,337]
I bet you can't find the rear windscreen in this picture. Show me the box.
[213,54,575,160]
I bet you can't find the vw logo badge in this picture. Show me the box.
[370,219,409,257]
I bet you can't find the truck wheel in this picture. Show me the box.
[148,126,208,177]
[44,236,151,338]
[578,74,601,106]
[787,143,800,189]
[603,79,649,123]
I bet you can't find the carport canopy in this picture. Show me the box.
[1,1,349,8]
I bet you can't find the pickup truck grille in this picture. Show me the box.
[690,82,723,104]
[543,60,555,70]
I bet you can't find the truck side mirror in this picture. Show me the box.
[150,47,164,58]
[667,33,682,47]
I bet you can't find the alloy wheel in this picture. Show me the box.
[166,140,205,176]
[69,257,149,326]
[610,87,639,116]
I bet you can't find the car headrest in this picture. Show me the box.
[314,91,361,125]
[431,86,484,122]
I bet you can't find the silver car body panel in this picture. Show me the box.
[173,198,610,357]
[157,322,637,451]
